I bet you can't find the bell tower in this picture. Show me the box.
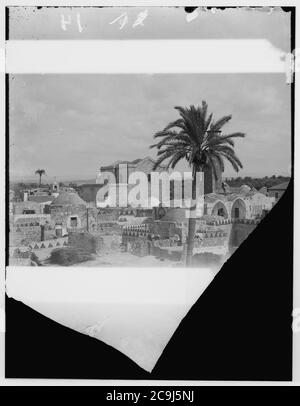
[52,178,60,194]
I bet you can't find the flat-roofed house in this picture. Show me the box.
[267,181,289,201]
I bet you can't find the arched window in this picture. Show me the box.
[217,207,224,217]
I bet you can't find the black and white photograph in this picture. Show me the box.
[1,2,298,387]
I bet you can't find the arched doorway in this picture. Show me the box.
[231,198,246,219]
[211,201,229,219]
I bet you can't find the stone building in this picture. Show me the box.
[96,156,169,208]
[9,214,54,247]
[50,192,88,233]
[99,156,167,182]
[267,181,289,201]
[204,186,275,220]
[11,196,55,216]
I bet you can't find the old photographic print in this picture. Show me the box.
[4,4,295,381]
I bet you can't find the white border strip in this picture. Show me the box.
[6,39,287,74]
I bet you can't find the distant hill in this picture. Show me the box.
[65,179,96,186]
[9,177,96,186]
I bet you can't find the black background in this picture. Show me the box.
[5,180,293,380]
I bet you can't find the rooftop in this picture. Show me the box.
[119,216,152,226]
[268,181,290,191]
[51,192,87,206]
[101,156,168,169]
[28,195,55,203]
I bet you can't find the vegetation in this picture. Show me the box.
[192,252,224,268]
[35,169,46,187]
[30,252,42,266]
[225,175,290,190]
[49,247,94,266]
[151,102,245,266]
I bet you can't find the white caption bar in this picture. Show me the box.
[6,39,287,73]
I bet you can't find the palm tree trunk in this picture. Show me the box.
[185,164,200,267]
[39,174,42,187]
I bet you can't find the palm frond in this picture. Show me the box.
[207,155,219,181]
[167,151,187,169]
[204,112,213,133]
[163,119,186,132]
[151,103,244,177]
[218,151,243,171]
[153,129,179,139]
[211,152,225,173]
[209,115,232,133]
[174,106,199,145]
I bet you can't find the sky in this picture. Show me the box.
[8,7,292,182]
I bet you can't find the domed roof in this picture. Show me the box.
[51,192,87,206]
[239,184,251,193]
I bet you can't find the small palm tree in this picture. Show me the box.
[35,169,46,187]
[151,102,245,266]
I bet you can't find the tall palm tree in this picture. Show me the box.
[35,169,46,187]
[151,102,245,266]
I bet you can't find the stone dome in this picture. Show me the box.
[239,184,251,193]
[51,192,87,206]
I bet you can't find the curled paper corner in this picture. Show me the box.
[6,267,215,372]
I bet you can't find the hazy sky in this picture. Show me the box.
[8,6,292,181]
[10,73,291,181]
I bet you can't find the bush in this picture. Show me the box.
[192,252,223,267]
[68,231,103,254]
[49,247,94,266]
[30,252,42,266]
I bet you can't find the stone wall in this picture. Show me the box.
[229,222,257,248]
[201,220,258,249]
[123,236,150,257]
[50,204,87,230]
[12,201,44,215]
[10,226,40,247]
[99,234,121,252]
[121,218,259,259]
[153,221,181,239]
[12,214,51,225]
[85,208,120,233]
[95,208,120,221]
[9,226,56,247]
